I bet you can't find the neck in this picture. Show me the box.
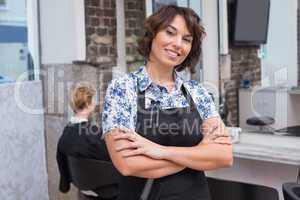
[146,61,175,88]
[74,110,90,120]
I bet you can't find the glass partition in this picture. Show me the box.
[0,0,36,84]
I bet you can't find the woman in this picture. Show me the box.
[57,83,119,199]
[102,5,233,200]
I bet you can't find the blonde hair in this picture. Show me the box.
[70,83,96,112]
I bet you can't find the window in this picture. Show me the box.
[0,0,40,84]
[0,0,7,9]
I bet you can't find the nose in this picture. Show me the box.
[172,36,183,49]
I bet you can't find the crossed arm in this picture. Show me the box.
[105,129,184,178]
[104,116,233,179]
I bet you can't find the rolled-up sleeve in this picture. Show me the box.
[186,81,219,120]
[102,78,136,137]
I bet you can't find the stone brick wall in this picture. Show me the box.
[83,0,147,104]
[85,0,116,65]
[85,0,146,70]
[125,0,146,70]
[224,47,261,126]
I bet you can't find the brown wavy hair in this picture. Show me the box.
[138,5,206,73]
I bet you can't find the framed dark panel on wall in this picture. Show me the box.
[233,0,270,46]
[152,0,177,12]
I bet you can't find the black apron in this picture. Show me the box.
[117,84,211,200]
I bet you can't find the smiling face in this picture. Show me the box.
[148,15,193,69]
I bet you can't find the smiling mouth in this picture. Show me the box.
[165,49,180,59]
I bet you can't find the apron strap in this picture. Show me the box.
[136,81,146,110]
[181,83,197,111]
[139,179,154,200]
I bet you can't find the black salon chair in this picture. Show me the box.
[282,182,300,200]
[208,177,279,200]
[67,156,121,200]
[246,116,275,132]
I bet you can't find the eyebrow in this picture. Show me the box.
[167,25,193,38]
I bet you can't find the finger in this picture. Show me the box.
[203,132,219,139]
[201,137,214,144]
[209,126,230,137]
[116,128,131,135]
[214,135,231,140]
[202,134,217,143]
[213,137,232,145]
[213,140,231,145]
[217,141,232,145]
[122,149,143,157]
[119,127,135,134]
[210,125,219,134]
[124,133,138,142]
[121,129,142,141]
[217,125,229,136]
[113,133,132,140]
[202,125,219,136]
[214,140,231,145]
[215,131,230,137]
[115,142,138,152]
[116,145,128,152]
[113,133,138,142]
[218,123,230,136]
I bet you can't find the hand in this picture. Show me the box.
[202,117,230,140]
[113,128,167,160]
[201,133,232,145]
[213,136,232,145]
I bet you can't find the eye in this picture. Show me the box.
[183,37,192,43]
[166,29,175,35]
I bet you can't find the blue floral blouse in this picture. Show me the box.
[102,66,218,136]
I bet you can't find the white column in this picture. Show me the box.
[145,0,153,16]
[201,0,220,103]
[218,0,229,55]
[39,0,86,64]
[114,0,127,78]
[73,0,86,61]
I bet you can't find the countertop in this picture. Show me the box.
[233,132,300,165]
